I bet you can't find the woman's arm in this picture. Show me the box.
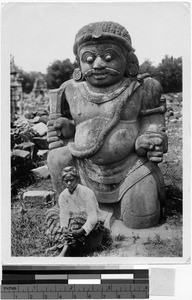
[81,191,98,235]
[59,195,70,229]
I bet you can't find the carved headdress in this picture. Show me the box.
[73,21,139,77]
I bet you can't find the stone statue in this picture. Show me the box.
[47,21,168,235]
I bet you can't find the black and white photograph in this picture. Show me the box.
[1,1,190,264]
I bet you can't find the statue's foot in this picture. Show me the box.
[111,219,135,237]
[111,219,157,238]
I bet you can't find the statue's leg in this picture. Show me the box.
[121,174,161,228]
[111,173,163,235]
[47,146,75,195]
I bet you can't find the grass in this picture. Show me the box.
[144,236,182,257]
[11,206,49,256]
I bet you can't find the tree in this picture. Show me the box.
[157,55,182,93]
[139,56,182,93]
[45,59,75,89]
[17,69,44,94]
[139,59,158,78]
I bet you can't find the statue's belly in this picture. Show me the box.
[91,120,139,165]
[74,118,139,164]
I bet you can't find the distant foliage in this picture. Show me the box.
[139,59,158,78]
[157,56,182,93]
[139,55,182,93]
[18,69,43,94]
[45,59,76,89]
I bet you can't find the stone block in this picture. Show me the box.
[30,116,40,124]
[19,129,34,142]
[33,136,48,149]
[174,111,182,119]
[15,116,29,127]
[24,112,36,119]
[37,149,49,161]
[32,122,47,136]
[169,119,177,123]
[39,115,49,124]
[15,141,35,152]
[12,149,31,160]
[37,160,47,167]
[23,190,56,209]
[37,109,49,116]
[167,111,174,118]
[169,115,175,121]
[31,165,50,179]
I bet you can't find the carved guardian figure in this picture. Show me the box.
[47,21,168,234]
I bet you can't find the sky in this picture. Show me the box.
[1,1,191,73]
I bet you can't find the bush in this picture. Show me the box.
[45,59,76,89]
[157,56,182,93]
[139,55,182,93]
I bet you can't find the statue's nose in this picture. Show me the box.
[93,56,106,69]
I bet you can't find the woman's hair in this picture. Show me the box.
[61,166,79,179]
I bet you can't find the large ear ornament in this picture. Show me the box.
[126,52,139,77]
[73,68,83,81]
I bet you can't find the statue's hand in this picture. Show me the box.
[47,117,75,150]
[47,119,65,150]
[53,117,75,138]
[135,133,164,163]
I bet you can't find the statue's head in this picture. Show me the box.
[73,21,139,87]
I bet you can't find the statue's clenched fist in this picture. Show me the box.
[135,132,167,163]
[47,117,75,150]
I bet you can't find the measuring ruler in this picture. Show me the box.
[1,266,149,299]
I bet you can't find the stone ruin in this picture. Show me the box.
[10,55,23,119]
[10,59,51,196]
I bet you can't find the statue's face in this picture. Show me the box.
[79,43,126,87]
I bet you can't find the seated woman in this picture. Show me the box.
[46,166,107,256]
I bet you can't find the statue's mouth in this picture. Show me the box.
[93,73,108,80]
[84,68,120,79]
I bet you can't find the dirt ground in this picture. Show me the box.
[11,95,183,257]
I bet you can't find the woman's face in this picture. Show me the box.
[63,175,78,193]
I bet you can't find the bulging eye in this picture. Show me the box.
[105,54,112,62]
[86,56,94,64]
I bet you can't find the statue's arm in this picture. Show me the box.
[47,81,75,150]
[135,77,168,163]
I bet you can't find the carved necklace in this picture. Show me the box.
[80,78,132,104]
